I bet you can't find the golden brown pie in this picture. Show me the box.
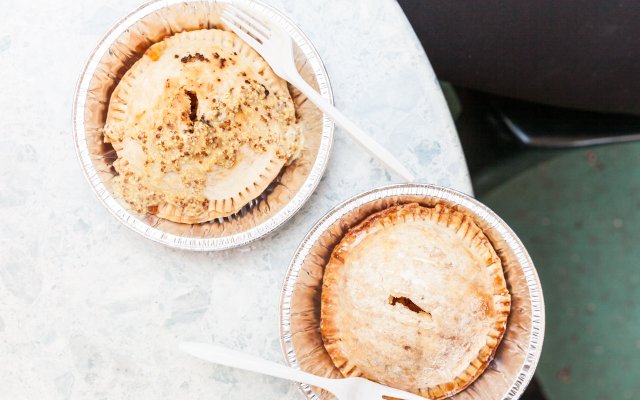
[321,203,511,399]
[104,29,301,224]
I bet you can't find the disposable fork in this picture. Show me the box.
[221,4,416,182]
[180,341,425,400]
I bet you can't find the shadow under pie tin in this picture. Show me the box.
[279,184,545,400]
[72,0,334,250]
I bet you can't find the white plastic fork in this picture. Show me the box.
[180,342,425,400]
[221,4,416,182]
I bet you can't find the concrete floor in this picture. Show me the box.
[453,89,640,399]
[480,143,640,399]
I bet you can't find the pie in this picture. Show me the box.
[320,203,511,399]
[104,29,301,224]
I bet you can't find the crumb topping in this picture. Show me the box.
[180,52,209,63]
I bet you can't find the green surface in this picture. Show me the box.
[479,143,640,400]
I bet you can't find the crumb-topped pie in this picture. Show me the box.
[320,203,511,399]
[104,29,301,224]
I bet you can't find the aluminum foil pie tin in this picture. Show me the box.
[72,0,334,250]
[280,184,545,400]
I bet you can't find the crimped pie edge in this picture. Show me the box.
[320,202,511,399]
[105,29,292,224]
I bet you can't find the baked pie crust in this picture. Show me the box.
[104,29,301,223]
[320,203,511,399]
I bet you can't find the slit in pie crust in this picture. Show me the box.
[320,203,511,399]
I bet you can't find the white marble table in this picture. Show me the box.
[0,0,471,398]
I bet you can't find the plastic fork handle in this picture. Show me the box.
[180,342,339,393]
[288,75,416,182]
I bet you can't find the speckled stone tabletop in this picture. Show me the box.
[0,0,471,398]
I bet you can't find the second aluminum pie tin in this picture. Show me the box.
[72,0,334,250]
[280,184,545,400]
